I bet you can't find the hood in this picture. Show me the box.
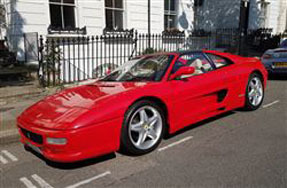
[19,81,150,130]
[42,82,150,109]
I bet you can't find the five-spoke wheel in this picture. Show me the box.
[244,73,264,110]
[121,100,165,155]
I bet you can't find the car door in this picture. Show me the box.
[206,53,243,109]
[170,53,228,129]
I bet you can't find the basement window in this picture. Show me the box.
[49,0,76,29]
[105,0,124,30]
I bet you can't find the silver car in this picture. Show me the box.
[261,39,287,75]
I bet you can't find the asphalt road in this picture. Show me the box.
[0,78,286,188]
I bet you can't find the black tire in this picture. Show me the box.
[120,100,166,155]
[243,72,264,111]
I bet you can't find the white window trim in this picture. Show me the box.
[49,0,77,29]
[104,0,125,30]
[164,0,177,29]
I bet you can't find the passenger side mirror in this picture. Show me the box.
[170,67,195,80]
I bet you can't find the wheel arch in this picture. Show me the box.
[251,70,264,80]
[251,69,266,88]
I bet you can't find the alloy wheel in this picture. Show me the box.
[128,106,163,150]
[248,77,263,107]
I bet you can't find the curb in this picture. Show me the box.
[0,129,20,145]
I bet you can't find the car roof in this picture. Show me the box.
[138,50,204,57]
[137,50,237,60]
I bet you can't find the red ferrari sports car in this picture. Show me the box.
[17,50,268,162]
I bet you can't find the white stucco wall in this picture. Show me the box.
[277,0,287,33]
[177,0,194,32]
[248,0,287,33]
[2,0,169,60]
[3,0,171,37]
[3,0,49,60]
[126,0,164,33]
[77,0,104,35]
[196,0,241,30]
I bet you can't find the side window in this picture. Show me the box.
[207,54,232,69]
[172,53,214,77]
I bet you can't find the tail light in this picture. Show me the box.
[262,54,272,60]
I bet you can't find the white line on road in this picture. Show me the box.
[158,136,193,152]
[19,177,37,188]
[66,171,111,188]
[263,100,280,109]
[31,174,54,188]
[0,155,8,164]
[2,150,18,162]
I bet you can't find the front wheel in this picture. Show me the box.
[243,73,264,111]
[120,100,165,155]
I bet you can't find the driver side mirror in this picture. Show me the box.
[170,67,195,80]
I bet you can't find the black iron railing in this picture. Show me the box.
[38,28,286,87]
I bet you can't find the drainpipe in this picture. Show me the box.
[148,0,151,48]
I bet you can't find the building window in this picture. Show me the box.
[164,0,177,30]
[259,1,269,28]
[105,0,124,30]
[49,0,76,29]
[194,0,204,7]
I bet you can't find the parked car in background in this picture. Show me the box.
[261,39,287,75]
[17,50,267,163]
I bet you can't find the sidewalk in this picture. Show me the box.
[0,79,96,145]
[0,80,48,144]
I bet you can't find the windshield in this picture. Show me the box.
[101,55,173,82]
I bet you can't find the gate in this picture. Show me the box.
[24,32,39,62]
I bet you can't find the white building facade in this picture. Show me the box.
[2,0,195,38]
[2,0,287,37]
[1,0,195,60]
[1,0,286,61]
[248,0,287,33]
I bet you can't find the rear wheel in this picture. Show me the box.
[243,73,264,111]
[120,100,165,155]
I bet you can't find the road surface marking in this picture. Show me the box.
[263,100,280,109]
[31,174,54,188]
[19,177,37,188]
[0,155,8,164]
[66,171,111,188]
[2,150,18,162]
[158,136,193,152]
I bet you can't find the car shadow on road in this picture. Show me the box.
[165,111,235,139]
[25,146,116,170]
[268,74,287,81]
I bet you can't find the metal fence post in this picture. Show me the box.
[38,35,44,86]
[23,33,27,63]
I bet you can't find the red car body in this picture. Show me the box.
[17,51,268,162]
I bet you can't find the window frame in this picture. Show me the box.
[205,53,234,70]
[105,0,124,30]
[164,0,177,30]
[49,0,77,29]
[169,52,215,79]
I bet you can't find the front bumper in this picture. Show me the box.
[17,118,122,163]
